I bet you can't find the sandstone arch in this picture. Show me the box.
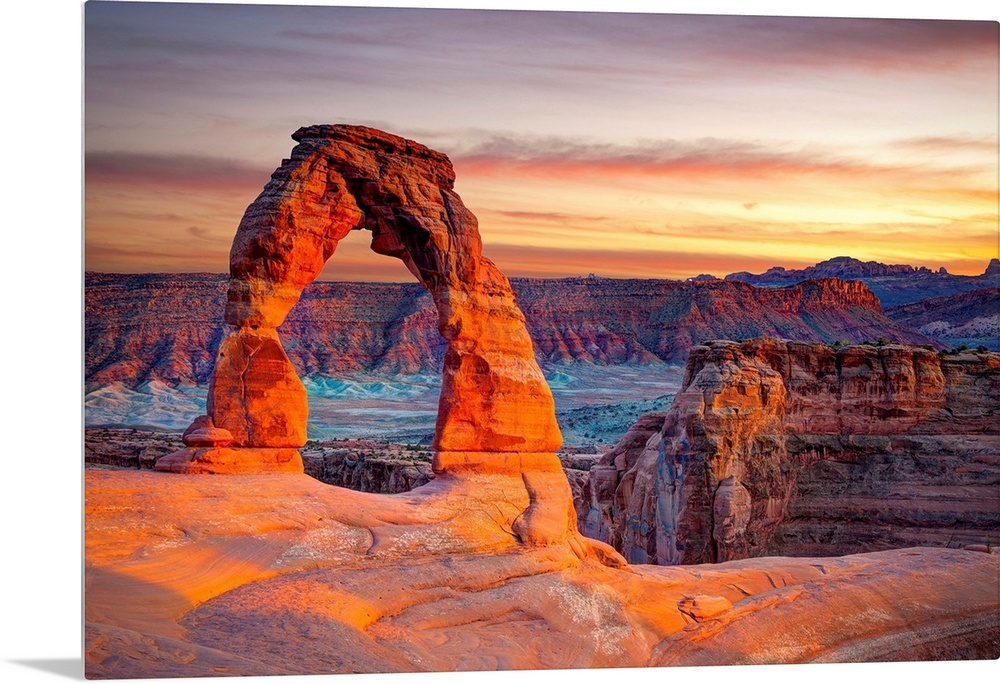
[155,125,619,556]
[220,124,560,454]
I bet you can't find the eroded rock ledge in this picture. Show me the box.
[579,338,1000,564]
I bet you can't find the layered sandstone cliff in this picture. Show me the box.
[86,272,937,389]
[516,276,932,365]
[579,339,1000,564]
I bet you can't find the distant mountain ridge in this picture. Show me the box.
[887,288,1000,351]
[725,256,998,307]
[86,272,936,389]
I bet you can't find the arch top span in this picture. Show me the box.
[216,123,562,454]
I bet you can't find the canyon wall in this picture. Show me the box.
[578,339,1000,564]
[86,273,936,389]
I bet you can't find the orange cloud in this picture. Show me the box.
[480,244,813,281]
[452,135,994,192]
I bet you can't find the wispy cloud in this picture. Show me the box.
[452,134,992,189]
[691,16,998,73]
[481,243,812,280]
[86,152,270,193]
[485,209,610,224]
[889,134,999,153]
[85,242,229,273]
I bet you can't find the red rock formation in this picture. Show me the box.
[182,427,232,448]
[84,272,939,389]
[206,328,308,447]
[587,339,1000,564]
[154,446,303,475]
[181,415,216,444]
[576,412,666,549]
[211,124,561,456]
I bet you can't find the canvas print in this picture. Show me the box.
[83,1,1000,679]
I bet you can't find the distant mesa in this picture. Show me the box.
[728,255,938,280]
[725,255,999,307]
[985,256,1000,278]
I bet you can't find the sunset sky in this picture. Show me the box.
[84,1,1000,281]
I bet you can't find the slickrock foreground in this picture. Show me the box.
[85,469,999,678]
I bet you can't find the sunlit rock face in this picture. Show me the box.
[207,328,308,448]
[583,339,1000,565]
[84,468,1000,678]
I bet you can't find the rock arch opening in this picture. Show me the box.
[161,124,561,466]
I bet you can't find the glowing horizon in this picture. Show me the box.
[84,3,999,281]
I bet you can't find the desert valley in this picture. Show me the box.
[83,124,999,678]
